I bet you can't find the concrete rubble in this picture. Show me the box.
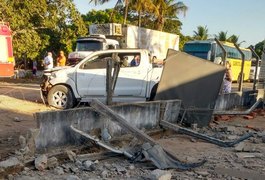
[0,100,265,179]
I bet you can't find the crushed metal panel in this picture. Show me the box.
[155,50,226,127]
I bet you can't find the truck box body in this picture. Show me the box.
[89,23,179,60]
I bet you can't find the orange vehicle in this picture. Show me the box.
[0,22,15,77]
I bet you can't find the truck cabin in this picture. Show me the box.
[76,35,119,52]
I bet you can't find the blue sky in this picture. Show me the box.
[73,0,265,47]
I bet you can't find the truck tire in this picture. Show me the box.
[47,85,75,109]
[149,83,158,101]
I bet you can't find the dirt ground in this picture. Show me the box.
[0,78,265,179]
[0,78,52,160]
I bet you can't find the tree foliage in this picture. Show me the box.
[193,26,208,40]
[254,40,265,58]
[0,0,87,62]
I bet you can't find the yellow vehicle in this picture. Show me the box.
[183,40,252,81]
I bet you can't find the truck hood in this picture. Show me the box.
[43,66,73,77]
[68,51,93,60]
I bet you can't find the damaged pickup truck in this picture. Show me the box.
[41,49,162,109]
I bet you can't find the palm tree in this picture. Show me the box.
[193,26,208,40]
[130,0,155,27]
[227,34,246,46]
[152,0,188,31]
[216,31,228,41]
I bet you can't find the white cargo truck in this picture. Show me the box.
[89,23,180,61]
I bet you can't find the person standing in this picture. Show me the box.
[57,50,66,66]
[223,61,233,93]
[32,60,37,76]
[44,52,53,69]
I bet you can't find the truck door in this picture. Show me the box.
[114,53,149,97]
[75,53,112,97]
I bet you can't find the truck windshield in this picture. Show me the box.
[76,40,103,51]
[183,43,211,60]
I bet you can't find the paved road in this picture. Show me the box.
[0,82,43,103]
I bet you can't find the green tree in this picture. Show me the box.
[129,0,155,27]
[215,31,228,41]
[254,40,265,58]
[227,34,245,46]
[89,0,130,24]
[193,26,208,40]
[152,0,187,31]
[0,0,87,62]
[82,9,124,29]
[179,34,192,51]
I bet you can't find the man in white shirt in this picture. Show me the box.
[44,52,53,69]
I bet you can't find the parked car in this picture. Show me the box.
[41,49,163,109]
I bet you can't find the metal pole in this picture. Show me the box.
[214,38,227,65]
[106,59,113,105]
[249,46,260,91]
[234,43,245,92]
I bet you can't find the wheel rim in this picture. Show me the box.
[52,91,67,108]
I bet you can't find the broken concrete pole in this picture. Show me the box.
[149,169,172,180]
[0,157,24,178]
[34,154,47,171]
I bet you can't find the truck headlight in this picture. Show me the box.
[50,72,57,79]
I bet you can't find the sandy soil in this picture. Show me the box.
[0,80,52,159]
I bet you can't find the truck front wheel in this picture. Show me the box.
[47,85,75,109]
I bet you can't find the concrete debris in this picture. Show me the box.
[243,115,254,120]
[114,164,127,173]
[148,169,172,180]
[234,142,245,152]
[0,157,24,177]
[47,157,59,169]
[236,153,263,159]
[262,136,265,143]
[13,117,22,122]
[69,166,79,173]
[101,128,112,142]
[234,142,257,152]
[19,135,27,149]
[215,167,265,180]
[34,154,47,171]
[195,170,209,177]
[100,170,108,178]
[221,126,236,133]
[26,128,39,156]
[65,175,81,180]
[54,166,64,175]
[82,160,95,171]
[129,165,135,170]
[66,150,76,162]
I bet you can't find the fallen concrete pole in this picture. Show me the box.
[214,98,262,115]
[70,125,133,159]
[90,99,206,170]
[160,120,253,147]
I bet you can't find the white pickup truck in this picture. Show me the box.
[41,49,163,109]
